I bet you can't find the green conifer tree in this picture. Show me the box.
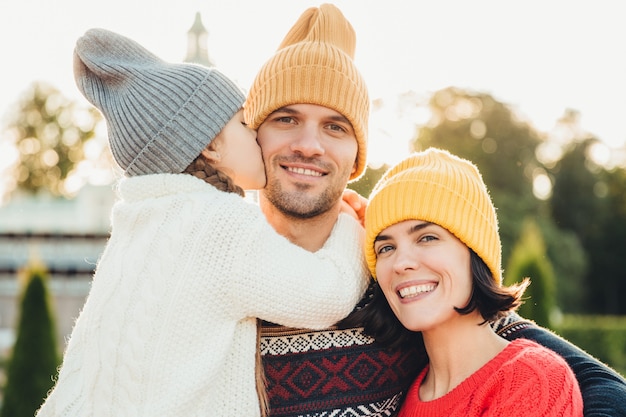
[1,264,60,417]
[504,219,557,329]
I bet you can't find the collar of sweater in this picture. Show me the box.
[117,173,214,202]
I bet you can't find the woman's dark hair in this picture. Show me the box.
[182,153,244,197]
[339,249,529,349]
[456,249,529,323]
[337,279,424,350]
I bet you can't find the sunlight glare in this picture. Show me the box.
[587,142,610,167]
[533,169,552,200]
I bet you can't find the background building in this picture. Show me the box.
[0,185,114,351]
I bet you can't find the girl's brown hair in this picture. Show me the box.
[183,153,244,197]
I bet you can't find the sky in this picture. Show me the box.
[1,0,625,172]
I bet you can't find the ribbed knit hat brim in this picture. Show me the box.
[74,28,245,176]
[245,4,369,180]
[364,148,502,284]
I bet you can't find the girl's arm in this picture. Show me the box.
[219,196,369,329]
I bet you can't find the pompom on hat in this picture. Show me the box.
[364,148,502,284]
[74,28,245,176]
[245,3,369,181]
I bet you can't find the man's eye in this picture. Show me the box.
[327,124,346,132]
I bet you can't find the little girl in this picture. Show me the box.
[35,28,368,417]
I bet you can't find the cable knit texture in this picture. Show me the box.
[35,174,368,417]
[399,338,583,417]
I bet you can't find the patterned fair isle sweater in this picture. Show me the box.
[399,338,583,417]
[35,174,369,417]
[261,303,626,417]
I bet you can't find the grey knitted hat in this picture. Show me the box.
[73,28,245,176]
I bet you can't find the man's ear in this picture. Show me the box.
[201,148,221,162]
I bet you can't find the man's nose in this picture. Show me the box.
[290,124,324,156]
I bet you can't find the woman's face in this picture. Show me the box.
[373,219,473,332]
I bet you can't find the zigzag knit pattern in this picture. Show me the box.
[261,323,427,416]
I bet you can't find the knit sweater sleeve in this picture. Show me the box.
[206,192,369,330]
[495,313,626,417]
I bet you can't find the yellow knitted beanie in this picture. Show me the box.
[245,3,369,180]
[364,148,502,284]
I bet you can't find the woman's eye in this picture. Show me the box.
[376,245,393,256]
[420,235,437,243]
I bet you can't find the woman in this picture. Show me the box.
[361,148,583,416]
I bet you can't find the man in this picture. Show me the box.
[245,4,626,416]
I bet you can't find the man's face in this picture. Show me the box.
[256,103,358,219]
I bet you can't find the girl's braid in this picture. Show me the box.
[182,154,245,197]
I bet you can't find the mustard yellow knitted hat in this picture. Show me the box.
[245,3,369,180]
[364,148,502,284]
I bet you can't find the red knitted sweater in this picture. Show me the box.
[400,338,583,417]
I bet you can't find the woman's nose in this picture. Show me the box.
[392,247,419,274]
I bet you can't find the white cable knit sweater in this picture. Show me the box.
[36,174,368,417]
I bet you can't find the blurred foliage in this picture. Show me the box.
[534,216,587,313]
[550,138,626,314]
[2,81,101,198]
[415,87,541,199]
[1,263,60,417]
[348,164,389,198]
[556,315,626,378]
[505,219,557,328]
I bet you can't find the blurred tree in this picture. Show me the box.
[2,81,102,199]
[550,139,603,240]
[552,137,626,314]
[535,215,587,313]
[505,218,557,328]
[414,87,541,197]
[1,263,60,417]
[550,138,607,313]
[595,167,626,314]
[347,164,389,198]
